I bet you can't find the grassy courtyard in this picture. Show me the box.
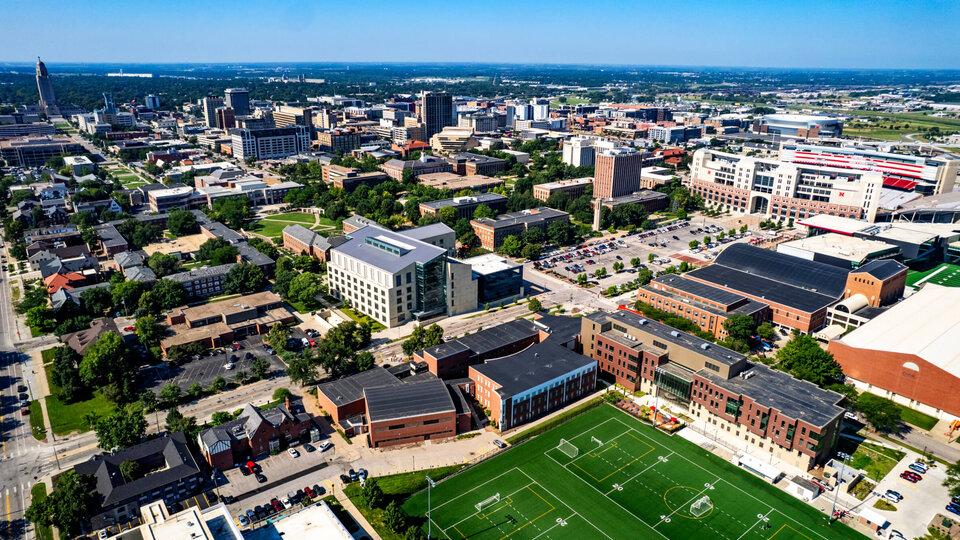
[44,363,115,435]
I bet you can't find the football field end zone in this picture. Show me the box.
[405,405,860,540]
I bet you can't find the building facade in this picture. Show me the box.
[471,207,570,250]
[229,126,311,161]
[594,147,643,199]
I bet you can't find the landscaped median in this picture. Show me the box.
[28,400,46,440]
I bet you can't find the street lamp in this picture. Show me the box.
[426,475,436,539]
[830,451,851,523]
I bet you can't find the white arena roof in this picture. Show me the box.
[835,284,960,377]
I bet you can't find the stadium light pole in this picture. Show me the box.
[426,475,436,539]
[829,451,850,523]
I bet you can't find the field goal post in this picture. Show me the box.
[475,493,501,513]
[557,438,578,458]
[690,495,713,518]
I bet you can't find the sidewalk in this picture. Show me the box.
[335,491,381,540]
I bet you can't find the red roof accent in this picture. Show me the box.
[882,177,918,190]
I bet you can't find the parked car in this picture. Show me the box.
[494,440,507,449]
[224,363,235,370]
[255,472,267,483]
[245,509,256,522]
[123,326,135,332]
[883,490,903,503]
[239,464,251,476]
[358,468,368,481]
[313,484,325,497]
[17,385,27,393]
[349,469,359,482]
[295,489,305,502]
[900,471,921,483]
[947,503,960,517]
[288,448,300,458]
[304,486,316,498]
[271,498,283,511]
[238,514,249,527]
[319,440,333,452]
[908,463,927,475]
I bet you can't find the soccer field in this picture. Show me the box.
[404,405,862,540]
[906,262,960,289]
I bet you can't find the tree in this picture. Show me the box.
[120,460,144,482]
[401,324,445,356]
[916,527,953,540]
[648,253,655,263]
[25,470,98,538]
[722,314,756,342]
[25,306,56,333]
[235,370,247,384]
[287,354,318,387]
[224,262,267,294]
[160,383,182,406]
[210,376,226,393]
[272,387,292,403]
[528,297,542,312]
[523,227,544,245]
[612,261,624,273]
[165,407,199,437]
[199,237,239,265]
[146,252,181,277]
[112,280,144,315]
[362,478,386,509]
[856,394,901,432]
[269,324,290,352]
[188,381,203,399]
[135,315,163,346]
[473,204,495,220]
[704,236,712,245]
[595,267,607,278]
[139,391,158,412]
[688,240,700,250]
[94,409,147,451]
[630,257,641,268]
[211,411,234,426]
[499,235,522,257]
[547,220,575,246]
[210,196,254,229]
[79,332,130,388]
[775,334,844,387]
[757,322,777,342]
[521,243,542,261]
[166,209,198,236]
[355,351,375,371]
[636,268,654,286]
[577,273,588,285]
[384,501,408,532]
[944,460,960,497]
[138,290,161,316]
[153,278,186,309]
[50,346,84,402]
[248,237,280,260]
[251,357,271,379]
[287,272,324,303]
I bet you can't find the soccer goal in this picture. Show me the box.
[690,495,713,518]
[475,493,501,513]
[591,436,603,446]
[557,439,578,458]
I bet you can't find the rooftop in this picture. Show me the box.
[462,253,521,275]
[364,379,456,422]
[419,192,507,210]
[836,283,960,378]
[471,341,596,397]
[317,366,401,406]
[332,225,446,274]
[777,233,900,263]
[472,207,568,230]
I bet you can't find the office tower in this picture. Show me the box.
[202,96,224,127]
[420,91,453,140]
[504,105,516,128]
[531,98,549,121]
[273,105,313,129]
[225,88,250,116]
[215,107,236,130]
[35,57,59,115]
[145,94,160,109]
[594,147,643,199]
[562,137,596,167]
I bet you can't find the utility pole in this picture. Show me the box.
[426,475,436,539]
[830,452,850,523]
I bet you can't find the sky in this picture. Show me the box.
[3,0,959,69]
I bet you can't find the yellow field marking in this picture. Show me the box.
[768,523,814,540]
[572,432,655,482]
[588,440,618,457]
[500,487,556,540]
[475,496,514,519]
[662,485,713,520]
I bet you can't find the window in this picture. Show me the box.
[704,362,720,373]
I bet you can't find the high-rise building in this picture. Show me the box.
[273,105,313,129]
[35,57,59,115]
[201,96,224,128]
[594,146,643,199]
[229,125,310,161]
[420,91,453,140]
[215,107,236,130]
[531,98,550,121]
[562,137,596,167]
[224,88,250,116]
[145,94,160,109]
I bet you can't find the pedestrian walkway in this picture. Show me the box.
[335,492,381,540]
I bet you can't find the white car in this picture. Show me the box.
[287,448,300,458]
[224,363,234,370]
[318,441,333,451]
[281,497,292,509]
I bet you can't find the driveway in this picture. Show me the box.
[866,451,952,539]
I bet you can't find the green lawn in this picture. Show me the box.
[28,400,46,440]
[838,438,905,482]
[44,364,115,435]
[550,97,591,107]
[30,483,54,540]
[906,262,960,289]
[404,405,862,540]
[346,466,465,540]
[41,347,57,364]
[261,212,317,225]
[286,298,325,314]
[248,220,292,237]
[898,404,939,431]
[340,306,386,332]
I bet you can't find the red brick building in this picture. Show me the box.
[197,397,315,470]
[364,379,469,448]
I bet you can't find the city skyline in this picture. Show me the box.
[1,0,958,69]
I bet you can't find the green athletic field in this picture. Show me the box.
[404,405,862,540]
[906,262,960,289]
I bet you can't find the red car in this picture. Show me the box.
[123,326,135,332]
[304,486,315,498]
[231,343,242,350]
[900,471,921,483]
[271,498,283,512]
[309,340,316,347]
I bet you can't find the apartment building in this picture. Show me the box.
[582,310,844,469]
[198,396,314,469]
[533,177,593,201]
[282,224,347,262]
[471,207,570,250]
[562,137,596,167]
[229,126,310,161]
[273,105,313,129]
[315,129,361,153]
[166,263,234,299]
[690,148,883,222]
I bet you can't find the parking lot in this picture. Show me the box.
[140,335,285,393]
[536,216,759,296]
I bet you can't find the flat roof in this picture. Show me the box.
[836,283,960,378]
[419,192,507,210]
[472,207,568,230]
[245,501,352,540]
[317,366,401,406]
[652,274,749,308]
[471,341,596,397]
[700,362,844,427]
[462,253,521,275]
[364,379,455,422]
[797,214,867,235]
[535,177,593,190]
[141,233,209,256]
[333,225,446,274]
[176,291,282,321]
[777,233,898,262]
[457,319,540,357]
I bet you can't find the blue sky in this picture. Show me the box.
[3,0,958,69]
